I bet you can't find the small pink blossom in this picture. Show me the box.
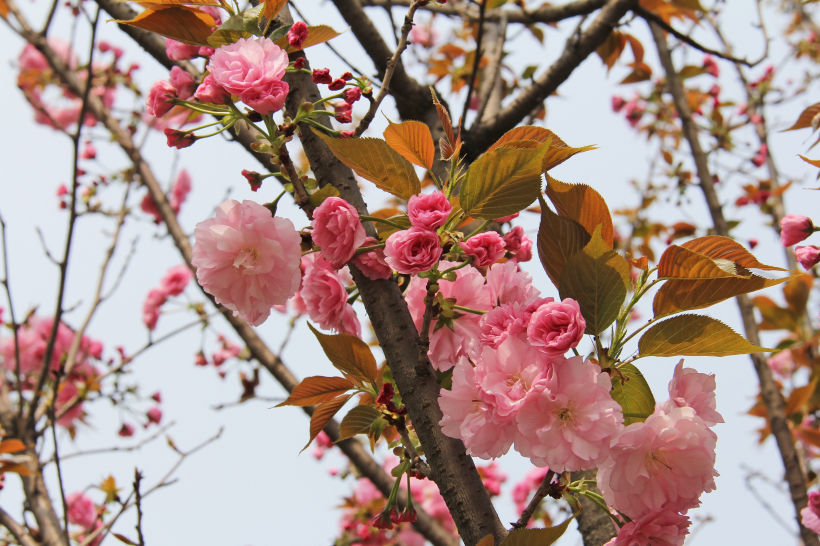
[118,423,135,437]
[485,261,540,307]
[478,462,507,496]
[479,299,547,349]
[612,96,626,112]
[510,235,533,263]
[192,200,302,326]
[796,245,820,269]
[301,267,355,334]
[160,265,192,296]
[352,237,392,280]
[512,467,551,515]
[780,214,814,247]
[142,288,167,330]
[140,193,163,224]
[164,129,196,149]
[502,226,525,251]
[659,361,723,426]
[55,382,84,428]
[751,144,768,168]
[344,87,362,104]
[384,227,443,275]
[145,80,176,118]
[311,197,366,268]
[66,492,97,528]
[767,349,796,379]
[407,191,451,231]
[194,74,230,105]
[702,55,719,77]
[287,21,309,50]
[515,356,624,472]
[165,39,200,61]
[169,66,196,99]
[151,391,162,403]
[597,407,718,518]
[459,232,506,268]
[605,508,690,546]
[170,169,192,214]
[801,491,820,534]
[526,298,585,357]
[146,407,162,426]
[81,142,97,160]
[208,37,290,115]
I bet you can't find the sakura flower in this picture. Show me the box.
[526,298,586,358]
[385,227,443,275]
[479,298,548,349]
[288,21,309,50]
[780,214,814,247]
[407,191,451,231]
[301,267,360,336]
[659,361,724,427]
[170,169,192,214]
[485,261,541,307]
[195,74,230,105]
[515,356,624,472]
[767,349,796,379]
[145,80,176,118]
[66,492,97,528]
[597,407,718,518]
[165,39,200,61]
[512,467,551,515]
[459,232,506,268]
[55,382,85,428]
[159,264,193,297]
[192,199,302,326]
[146,407,162,426]
[351,237,392,280]
[142,288,167,330]
[311,196,366,268]
[801,491,820,534]
[118,423,135,437]
[796,245,820,270]
[605,507,690,546]
[169,66,196,99]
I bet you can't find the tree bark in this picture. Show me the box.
[572,470,616,546]
[650,21,819,546]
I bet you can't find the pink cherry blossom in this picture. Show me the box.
[1,316,95,376]
[767,349,796,379]
[510,235,533,263]
[165,39,200,61]
[597,407,718,518]
[512,467,551,515]
[659,361,724,426]
[140,193,163,224]
[118,423,135,437]
[66,492,97,528]
[159,265,193,297]
[405,261,490,370]
[526,298,585,357]
[485,261,541,307]
[459,232,506,267]
[479,298,548,349]
[801,491,820,534]
[146,406,162,426]
[208,37,290,115]
[438,357,516,459]
[352,237,392,280]
[301,267,360,336]
[145,80,176,118]
[169,66,196,99]
[796,245,820,269]
[605,507,690,546]
[142,288,167,330]
[780,214,814,247]
[384,227,443,275]
[407,191,451,231]
[170,169,192,214]
[515,356,624,472]
[311,197,366,268]
[55,382,85,428]
[194,74,230,105]
[192,199,302,326]
[477,462,507,496]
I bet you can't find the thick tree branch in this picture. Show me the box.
[465,0,637,159]
[650,21,820,546]
[572,470,616,546]
[0,506,39,546]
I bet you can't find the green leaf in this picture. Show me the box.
[338,405,382,441]
[207,7,265,48]
[308,323,378,385]
[537,194,590,288]
[558,225,629,335]
[309,184,341,207]
[267,22,292,43]
[611,364,655,426]
[638,314,770,357]
[460,140,550,220]
[275,376,355,407]
[312,129,420,200]
[500,517,574,545]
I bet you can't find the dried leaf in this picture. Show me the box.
[783,103,820,131]
[338,405,382,441]
[596,30,626,70]
[276,376,355,407]
[611,364,655,426]
[308,323,378,385]
[430,87,455,146]
[476,536,495,546]
[0,0,8,19]
[384,119,436,171]
[537,195,591,288]
[312,130,420,200]
[559,225,629,335]
[304,394,351,451]
[114,5,216,47]
[545,176,615,247]
[112,534,139,546]
[460,141,550,220]
[784,274,813,316]
[639,315,769,357]
[786,379,818,416]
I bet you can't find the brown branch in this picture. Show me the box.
[474,16,508,125]
[460,0,488,127]
[354,0,421,136]
[572,469,617,546]
[512,470,555,530]
[360,0,608,25]
[14,15,454,546]
[465,0,637,159]
[650,21,820,546]
[0,506,39,546]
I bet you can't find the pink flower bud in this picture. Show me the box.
[311,196,366,268]
[80,142,96,160]
[287,21,308,50]
[164,129,196,149]
[703,54,719,77]
[502,226,524,251]
[407,191,451,231]
[611,96,626,112]
[194,74,230,105]
[312,68,332,84]
[343,86,362,104]
[352,237,392,280]
[511,235,533,263]
[194,352,208,366]
[384,227,443,274]
[339,130,355,139]
[145,80,176,118]
[165,38,199,61]
[198,46,215,58]
[118,423,135,437]
[145,407,162,427]
[459,232,506,267]
[494,212,520,223]
[796,246,820,269]
[340,71,353,81]
[241,169,263,191]
[780,214,814,247]
[336,111,352,123]
[169,66,196,100]
[527,298,585,357]
[328,78,346,91]
[151,391,162,403]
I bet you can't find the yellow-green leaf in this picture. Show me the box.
[537,194,590,288]
[476,536,494,546]
[559,225,629,335]
[207,8,263,48]
[276,376,354,407]
[312,130,420,200]
[542,143,597,172]
[500,517,574,545]
[639,314,769,357]
[677,236,787,273]
[545,176,614,248]
[114,5,215,47]
[487,126,567,153]
[309,184,340,208]
[460,140,550,220]
[611,364,655,426]
[304,394,351,451]
[384,119,435,171]
[338,405,382,441]
[308,323,378,385]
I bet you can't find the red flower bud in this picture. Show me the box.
[312,68,332,84]
[328,78,346,91]
[241,169,263,192]
[293,57,306,69]
[376,383,395,406]
[164,129,196,149]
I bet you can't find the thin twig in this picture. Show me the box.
[512,470,556,529]
[35,227,59,265]
[353,0,421,136]
[48,362,70,544]
[460,0,488,128]
[50,423,175,463]
[133,469,146,546]
[0,212,24,432]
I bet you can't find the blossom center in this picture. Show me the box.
[555,404,576,426]
[234,246,261,272]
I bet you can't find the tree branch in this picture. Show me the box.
[0,506,40,546]
[650,21,819,546]
[512,470,555,530]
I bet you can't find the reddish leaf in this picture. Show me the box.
[0,439,26,455]
[276,376,355,407]
[114,5,216,47]
[304,394,352,451]
[545,176,614,247]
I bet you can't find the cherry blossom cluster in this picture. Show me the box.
[141,264,194,331]
[781,214,820,270]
